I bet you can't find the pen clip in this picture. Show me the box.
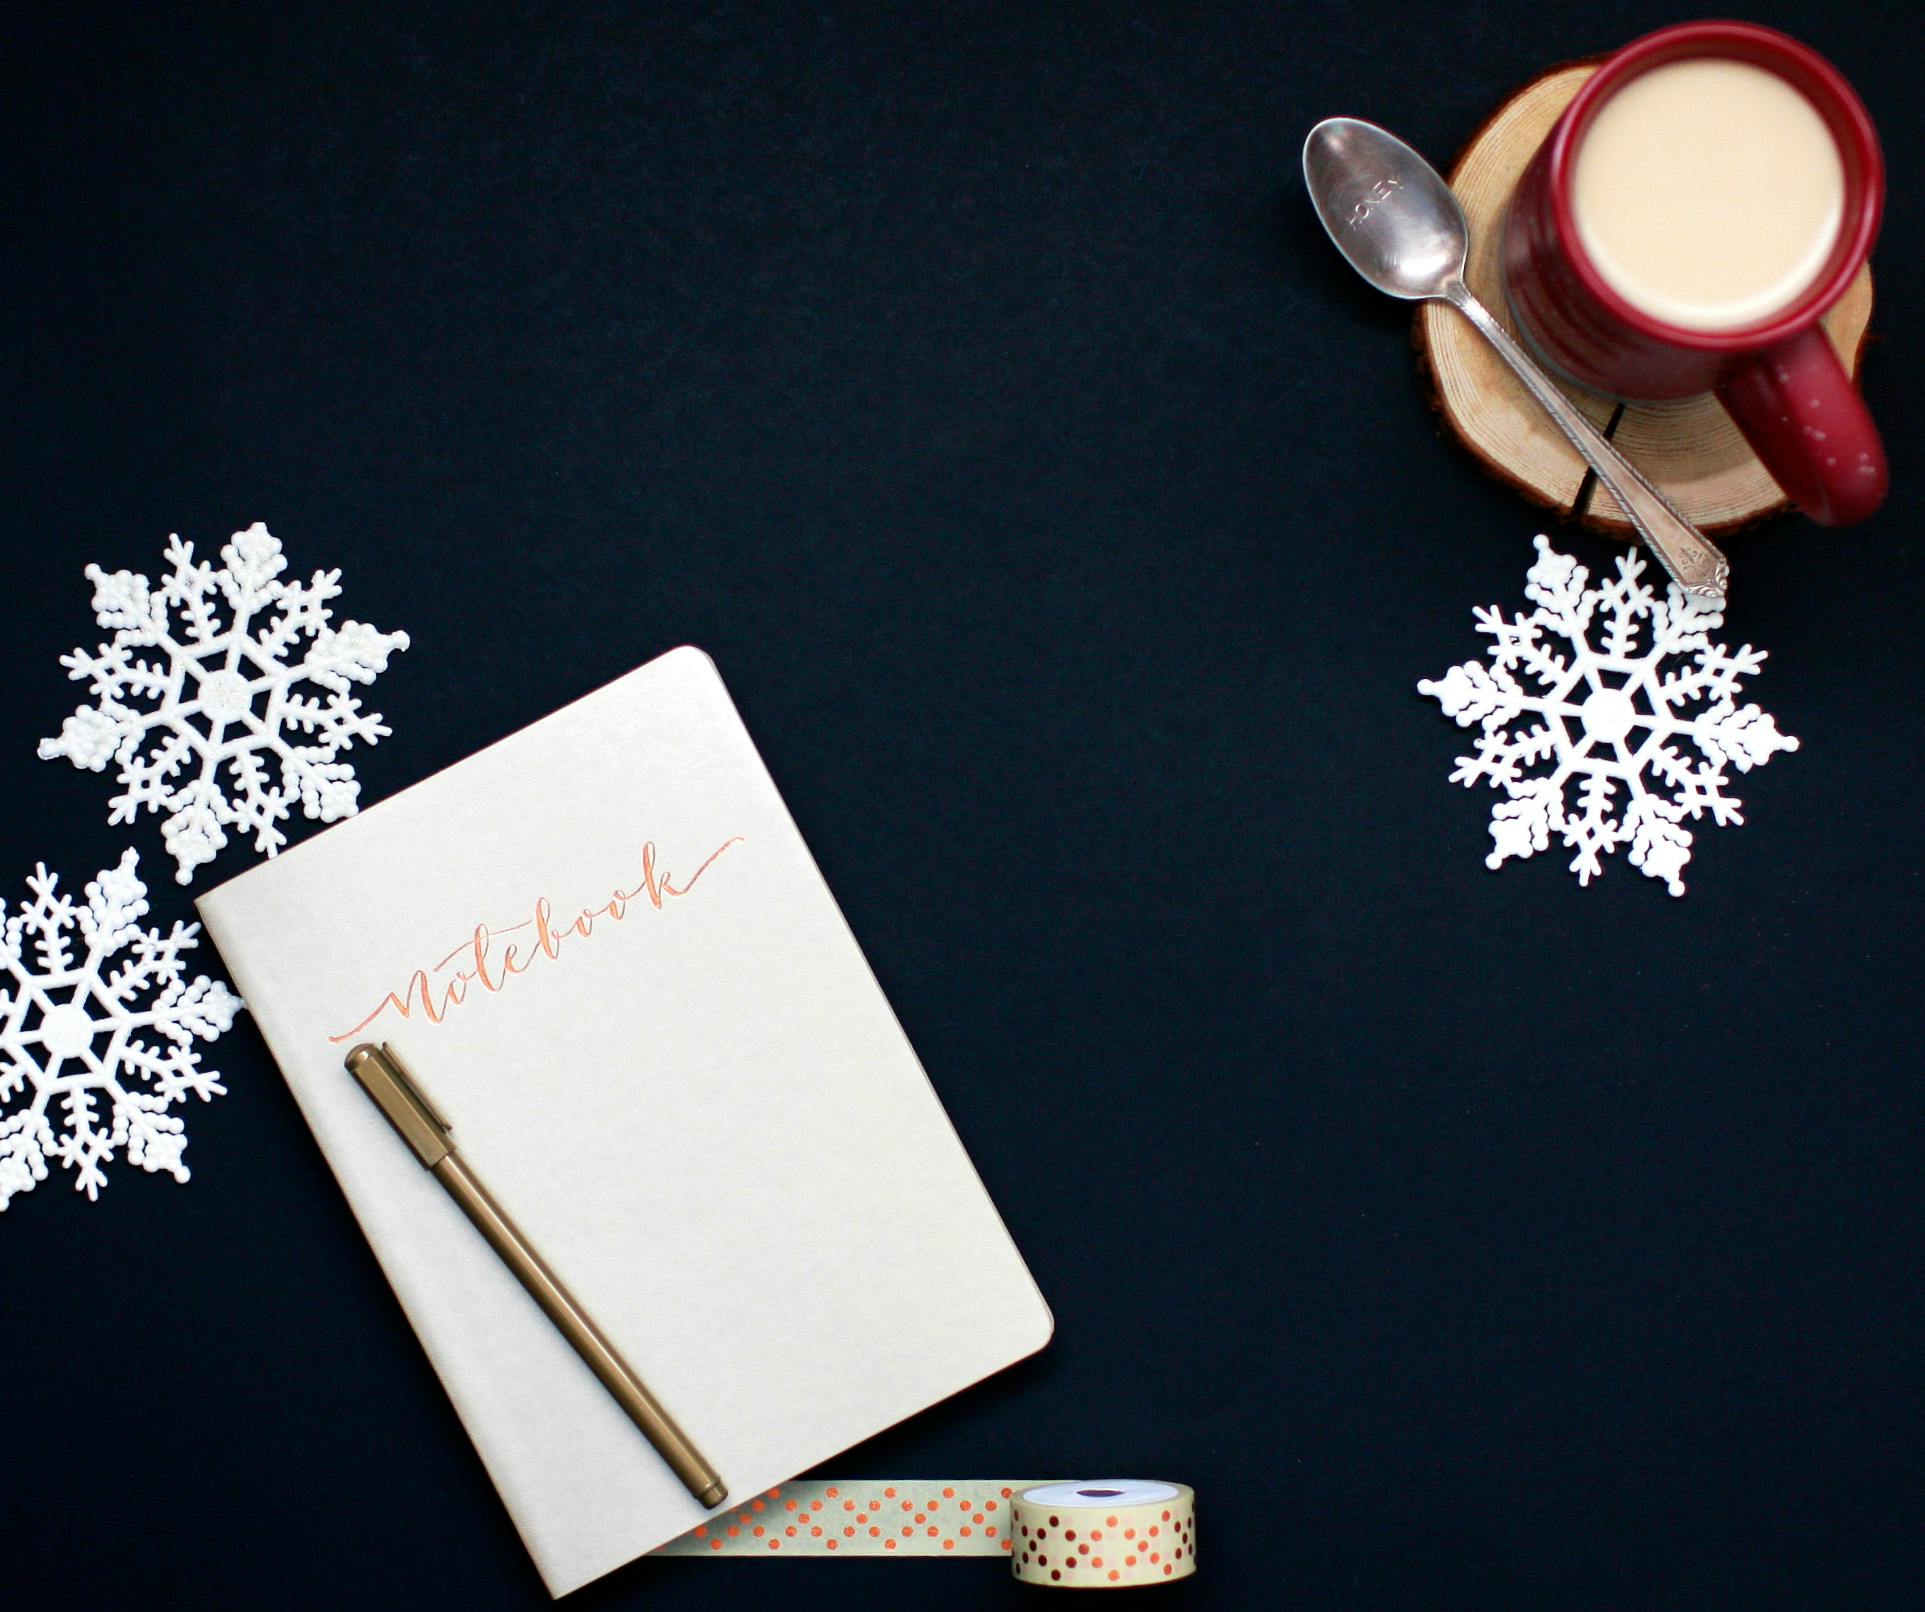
[384,1042,453,1135]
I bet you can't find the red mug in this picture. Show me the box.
[1502,21,1887,526]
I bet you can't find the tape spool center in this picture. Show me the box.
[1023,1479,1180,1509]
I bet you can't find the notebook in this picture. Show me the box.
[195,647,1052,1596]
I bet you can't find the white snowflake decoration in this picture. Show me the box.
[1419,536,1799,896]
[39,523,410,885]
[1,850,243,1208]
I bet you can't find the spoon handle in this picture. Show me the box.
[1443,280,1730,604]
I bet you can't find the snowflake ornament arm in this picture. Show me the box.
[0,850,242,1208]
[39,524,409,885]
[1418,536,1799,896]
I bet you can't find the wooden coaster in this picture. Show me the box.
[1415,63,1874,534]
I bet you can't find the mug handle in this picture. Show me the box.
[1714,326,1888,526]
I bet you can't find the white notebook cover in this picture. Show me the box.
[195,647,1052,1596]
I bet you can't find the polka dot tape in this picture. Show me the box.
[652,1481,1036,1560]
[1012,1481,1197,1589]
[652,1477,1196,1588]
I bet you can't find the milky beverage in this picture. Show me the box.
[1571,57,1845,332]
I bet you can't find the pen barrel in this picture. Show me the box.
[432,1153,727,1509]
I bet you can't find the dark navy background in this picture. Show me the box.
[5,3,1921,1607]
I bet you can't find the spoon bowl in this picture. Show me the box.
[1302,117,1469,301]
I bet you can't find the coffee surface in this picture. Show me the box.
[1572,57,1844,332]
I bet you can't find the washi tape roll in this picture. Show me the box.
[1011,1480,1196,1589]
[653,1477,1196,1588]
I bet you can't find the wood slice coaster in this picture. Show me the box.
[1415,63,1874,534]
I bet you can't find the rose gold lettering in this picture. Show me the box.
[326,836,742,1042]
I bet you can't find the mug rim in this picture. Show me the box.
[1544,20,1884,353]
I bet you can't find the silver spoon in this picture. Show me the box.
[1303,116,1729,605]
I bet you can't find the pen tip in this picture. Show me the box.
[697,1482,727,1509]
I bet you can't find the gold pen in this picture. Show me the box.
[343,1041,727,1509]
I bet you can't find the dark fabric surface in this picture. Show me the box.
[4,3,1921,1607]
